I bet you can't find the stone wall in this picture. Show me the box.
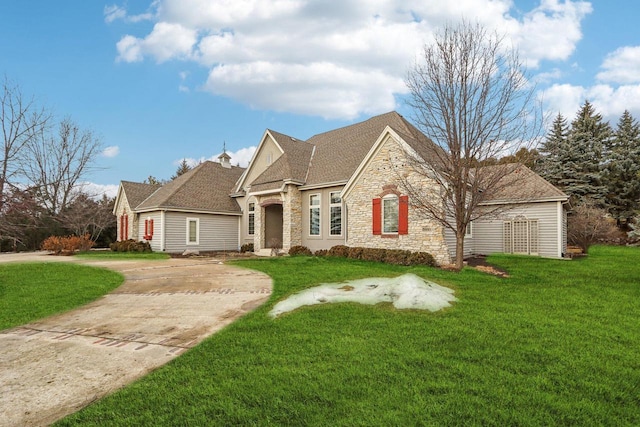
[115,192,138,241]
[282,184,302,250]
[344,136,451,265]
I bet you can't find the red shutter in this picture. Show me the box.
[124,215,129,240]
[119,216,124,240]
[399,195,409,235]
[372,198,381,235]
[149,219,154,238]
[144,219,149,239]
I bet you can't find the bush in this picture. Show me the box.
[360,248,386,263]
[240,243,254,253]
[109,239,151,253]
[314,249,328,257]
[327,245,350,258]
[408,251,436,267]
[384,249,413,266]
[347,247,365,259]
[568,200,618,253]
[288,245,312,256]
[42,234,95,255]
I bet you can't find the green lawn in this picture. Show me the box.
[58,245,640,426]
[0,263,124,330]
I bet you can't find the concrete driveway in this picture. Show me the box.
[0,252,272,426]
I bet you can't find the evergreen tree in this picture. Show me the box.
[171,159,192,180]
[604,110,640,224]
[539,113,569,185]
[560,101,611,202]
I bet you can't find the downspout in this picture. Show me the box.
[161,210,166,251]
[556,201,562,258]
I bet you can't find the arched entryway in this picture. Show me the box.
[264,204,283,248]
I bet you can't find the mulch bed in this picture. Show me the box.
[464,255,510,278]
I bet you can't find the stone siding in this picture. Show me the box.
[282,184,303,250]
[344,136,451,265]
[115,192,139,241]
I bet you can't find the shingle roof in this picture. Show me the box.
[304,111,441,185]
[136,161,245,213]
[121,181,161,209]
[248,130,314,191]
[481,164,568,203]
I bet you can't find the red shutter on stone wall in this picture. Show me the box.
[120,216,124,240]
[399,195,409,235]
[372,198,381,235]
[124,215,129,240]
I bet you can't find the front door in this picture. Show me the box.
[264,204,283,248]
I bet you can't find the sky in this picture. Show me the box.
[1,0,639,198]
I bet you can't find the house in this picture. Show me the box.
[113,154,244,253]
[114,111,569,263]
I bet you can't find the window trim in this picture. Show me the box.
[465,221,473,238]
[248,202,255,236]
[329,191,342,236]
[382,194,399,234]
[186,217,199,245]
[309,193,321,237]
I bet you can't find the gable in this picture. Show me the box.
[236,131,285,192]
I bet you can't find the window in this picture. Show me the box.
[309,194,320,236]
[330,192,342,236]
[465,221,473,237]
[186,218,199,245]
[383,196,399,233]
[248,202,255,235]
[144,218,154,240]
[373,194,408,235]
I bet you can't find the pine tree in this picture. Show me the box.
[560,101,611,202]
[171,159,192,180]
[539,113,569,185]
[604,110,640,224]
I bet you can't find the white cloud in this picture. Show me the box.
[597,46,640,84]
[174,146,256,169]
[104,5,126,23]
[117,22,197,63]
[104,3,155,24]
[542,83,640,122]
[78,182,120,199]
[112,0,592,118]
[102,145,120,158]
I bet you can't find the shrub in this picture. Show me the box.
[42,234,95,255]
[327,245,350,258]
[408,251,436,267]
[384,249,413,266]
[347,247,365,260]
[360,248,386,263]
[109,239,151,253]
[314,249,328,257]
[240,243,254,253]
[568,200,618,253]
[288,245,312,256]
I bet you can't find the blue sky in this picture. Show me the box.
[1,1,639,198]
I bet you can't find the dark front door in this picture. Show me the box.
[264,204,283,248]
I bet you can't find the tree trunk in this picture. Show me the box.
[455,233,465,270]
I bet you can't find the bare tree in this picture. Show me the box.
[0,77,50,211]
[403,21,542,269]
[58,193,115,242]
[0,184,44,250]
[22,117,102,214]
[568,199,618,253]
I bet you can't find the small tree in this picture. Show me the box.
[568,199,617,253]
[171,159,192,180]
[404,21,542,269]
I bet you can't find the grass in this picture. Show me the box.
[75,251,170,260]
[0,263,123,330]
[57,245,640,425]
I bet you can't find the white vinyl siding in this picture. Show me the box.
[444,226,474,260]
[162,212,239,253]
[473,201,564,258]
[138,211,162,252]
